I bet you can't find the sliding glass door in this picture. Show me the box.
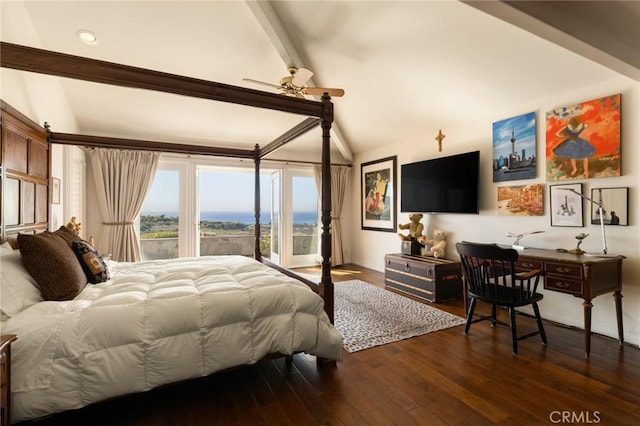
[139,168,182,260]
[288,173,319,267]
[140,158,319,265]
[270,171,281,264]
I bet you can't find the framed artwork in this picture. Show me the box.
[546,93,621,181]
[492,111,537,182]
[497,184,544,216]
[550,183,583,227]
[591,187,628,226]
[51,177,61,204]
[361,156,396,232]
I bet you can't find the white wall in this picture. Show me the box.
[350,76,640,347]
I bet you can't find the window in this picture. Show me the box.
[198,168,271,257]
[140,169,180,260]
[139,157,319,266]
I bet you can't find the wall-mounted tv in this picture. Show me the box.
[400,151,480,214]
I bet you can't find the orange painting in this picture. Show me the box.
[546,94,620,181]
[497,184,544,216]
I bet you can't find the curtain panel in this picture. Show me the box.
[89,148,159,262]
[313,165,350,266]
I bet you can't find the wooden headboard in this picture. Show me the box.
[0,100,50,246]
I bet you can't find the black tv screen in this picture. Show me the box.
[401,151,479,214]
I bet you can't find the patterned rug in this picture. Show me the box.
[334,280,466,353]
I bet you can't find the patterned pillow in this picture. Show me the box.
[17,232,88,301]
[71,241,110,284]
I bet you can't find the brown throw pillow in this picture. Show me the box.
[17,232,88,301]
[72,241,110,284]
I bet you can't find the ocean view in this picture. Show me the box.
[142,211,319,224]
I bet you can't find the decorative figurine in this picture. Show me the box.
[568,233,589,254]
[505,230,545,248]
[66,216,82,235]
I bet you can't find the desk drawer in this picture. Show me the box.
[546,261,582,278]
[545,276,583,295]
[516,258,543,271]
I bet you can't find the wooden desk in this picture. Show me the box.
[515,248,624,359]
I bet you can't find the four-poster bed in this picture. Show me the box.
[0,42,342,423]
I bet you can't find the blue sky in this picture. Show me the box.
[143,170,318,213]
[492,111,537,160]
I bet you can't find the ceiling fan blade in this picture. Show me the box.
[292,67,313,87]
[242,78,282,90]
[303,87,345,97]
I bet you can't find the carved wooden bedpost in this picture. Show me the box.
[253,144,262,261]
[320,94,334,324]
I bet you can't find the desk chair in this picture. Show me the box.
[456,241,547,354]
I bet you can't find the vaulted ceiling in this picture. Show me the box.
[1,1,638,163]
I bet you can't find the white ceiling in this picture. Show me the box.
[1,1,638,163]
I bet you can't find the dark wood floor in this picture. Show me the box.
[21,264,640,425]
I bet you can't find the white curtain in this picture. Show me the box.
[89,148,159,262]
[313,164,350,266]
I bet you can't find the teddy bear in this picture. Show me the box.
[397,213,424,241]
[417,229,447,258]
[66,216,82,235]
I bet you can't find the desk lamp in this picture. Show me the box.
[561,188,607,255]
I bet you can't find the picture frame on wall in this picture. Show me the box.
[492,111,537,182]
[51,177,61,204]
[591,187,629,226]
[550,183,583,227]
[497,184,544,216]
[545,93,621,181]
[361,156,397,232]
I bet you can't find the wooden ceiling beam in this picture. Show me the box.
[259,117,320,158]
[0,42,324,117]
[50,132,255,158]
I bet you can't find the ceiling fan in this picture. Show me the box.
[243,66,344,98]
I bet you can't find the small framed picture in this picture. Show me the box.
[51,177,61,204]
[550,183,583,227]
[591,187,628,226]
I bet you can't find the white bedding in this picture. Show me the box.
[3,255,343,422]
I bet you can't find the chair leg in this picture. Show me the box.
[464,298,477,335]
[509,307,518,354]
[490,304,497,327]
[532,302,548,345]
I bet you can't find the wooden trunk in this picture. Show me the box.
[384,253,463,303]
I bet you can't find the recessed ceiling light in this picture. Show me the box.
[77,29,97,45]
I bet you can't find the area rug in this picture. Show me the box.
[334,280,466,353]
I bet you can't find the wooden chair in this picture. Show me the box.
[456,241,547,354]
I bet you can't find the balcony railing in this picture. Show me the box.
[141,234,316,260]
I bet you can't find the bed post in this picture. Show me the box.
[253,144,262,261]
[320,94,334,324]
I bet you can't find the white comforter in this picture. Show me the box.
[3,255,343,422]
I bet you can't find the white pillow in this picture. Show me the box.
[0,250,44,317]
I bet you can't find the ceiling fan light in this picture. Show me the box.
[77,29,98,45]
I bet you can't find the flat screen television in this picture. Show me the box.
[400,151,480,214]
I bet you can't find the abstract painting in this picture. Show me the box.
[546,94,621,181]
[493,112,537,182]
